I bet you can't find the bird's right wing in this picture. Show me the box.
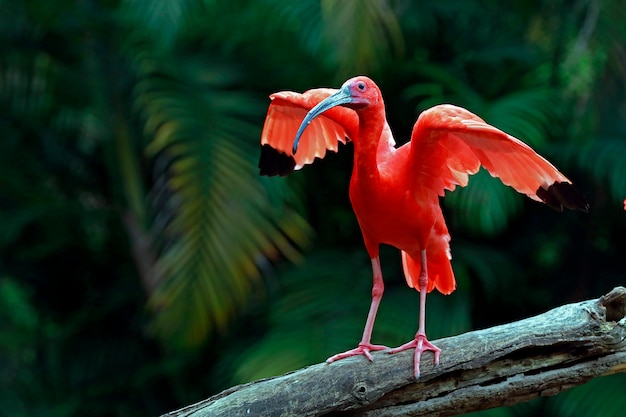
[409,104,588,212]
[259,88,359,176]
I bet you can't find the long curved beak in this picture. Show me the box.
[292,84,352,154]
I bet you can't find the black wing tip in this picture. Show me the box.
[258,144,296,177]
[536,182,590,213]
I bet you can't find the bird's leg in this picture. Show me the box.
[389,250,441,378]
[327,257,389,364]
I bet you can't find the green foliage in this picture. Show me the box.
[545,375,626,417]
[320,0,404,78]
[563,137,626,204]
[445,169,523,236]
[133,51,311,346]
[1,0,625,415]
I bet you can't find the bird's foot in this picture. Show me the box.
[389,333,441,378]
[326,342,389,363]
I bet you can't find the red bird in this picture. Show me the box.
[258,76,588,377]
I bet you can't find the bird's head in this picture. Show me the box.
[292,76,380,154]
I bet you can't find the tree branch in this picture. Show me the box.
[162,287,626,417]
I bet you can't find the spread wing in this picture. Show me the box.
[410,104,589,212]
[259,88,359,176]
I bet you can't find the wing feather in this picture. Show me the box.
[410,105,588,211]
[259,89,358,176]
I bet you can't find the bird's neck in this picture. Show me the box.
[353,107,385,180]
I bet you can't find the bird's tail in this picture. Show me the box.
[401,249,456,295]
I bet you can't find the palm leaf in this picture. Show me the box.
[403,63,484,111]
[134,54,311,347]
[563,136,626,205]
[121,0,193,49]
[320,0,403,78]
[444,168,523,237]
[484,88,559,148]
[452,242,523,301]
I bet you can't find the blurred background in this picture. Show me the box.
[1,0,625,416]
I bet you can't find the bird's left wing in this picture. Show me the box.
[409,104,588,211]
[259,88,358,176]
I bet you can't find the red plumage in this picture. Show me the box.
[259,76,588,377]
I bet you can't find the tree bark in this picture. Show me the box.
[162,287,626,417]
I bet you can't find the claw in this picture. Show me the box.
[389,333,441,378]
[326,343,389,363]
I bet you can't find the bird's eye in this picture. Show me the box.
[356,82,366,92]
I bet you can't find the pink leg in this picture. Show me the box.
[327,257,389,363]
[389,250,441,378]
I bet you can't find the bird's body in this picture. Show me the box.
[348,126,455,293]
[258,76,588,377]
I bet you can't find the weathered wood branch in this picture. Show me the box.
[162,287,626,417]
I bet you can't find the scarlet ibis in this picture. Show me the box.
[258,76,588,378]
